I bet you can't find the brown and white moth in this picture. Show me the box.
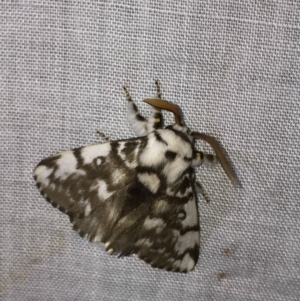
[34,81,235,272]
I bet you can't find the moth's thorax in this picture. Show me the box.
[161,124,193,152]
[164,124,193,141]
[138,124,193,185]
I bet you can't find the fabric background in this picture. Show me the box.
[1,1,300,300]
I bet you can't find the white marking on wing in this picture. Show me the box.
[34,165,54,187]
[180,253,195,272]
[143,217,165,230]
[117,141,126,160]
[91,235,102,243]
[173,260,181,270]
[97,180,113,200]
[138,172,160,193]
[182,198,198,228]
[89,179,113,201]
[150,199,170,216]
[107,248,114,255]
[177,212,185,219]
[166,187,175,196]
[54,151,85,180]
[81,143,111,164]
[112,169,125,185]
[84,203,92,217]
[136,238,153,248]
[174,230,199,255]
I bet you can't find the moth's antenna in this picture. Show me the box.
[191,132,236,185]
[143,98,182,125]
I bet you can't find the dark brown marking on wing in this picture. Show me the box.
[165,150,177,161]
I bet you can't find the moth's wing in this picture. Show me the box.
[33,138,146,243]
[134,172,200,272]
[34,138,200,272]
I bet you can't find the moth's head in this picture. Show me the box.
[144,98,236,184]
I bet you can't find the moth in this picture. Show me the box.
[34,81,235,272]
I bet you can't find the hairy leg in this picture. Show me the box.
[123,81,164,135]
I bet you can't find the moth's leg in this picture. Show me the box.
[146,80,163,132]
[191,151,218,167]
[195,181,211,203]
[123,85,148,136]
[96,130,110,142]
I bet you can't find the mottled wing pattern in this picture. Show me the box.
[34,138,146,242]
[34,125,200,272]
[135,171,200,272]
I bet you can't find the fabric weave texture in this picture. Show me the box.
[1,1,300,300]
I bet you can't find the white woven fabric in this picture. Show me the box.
[1,1,300,300]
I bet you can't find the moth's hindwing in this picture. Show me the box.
[34,127,200,272]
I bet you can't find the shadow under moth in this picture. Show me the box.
[34,81,235,272]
